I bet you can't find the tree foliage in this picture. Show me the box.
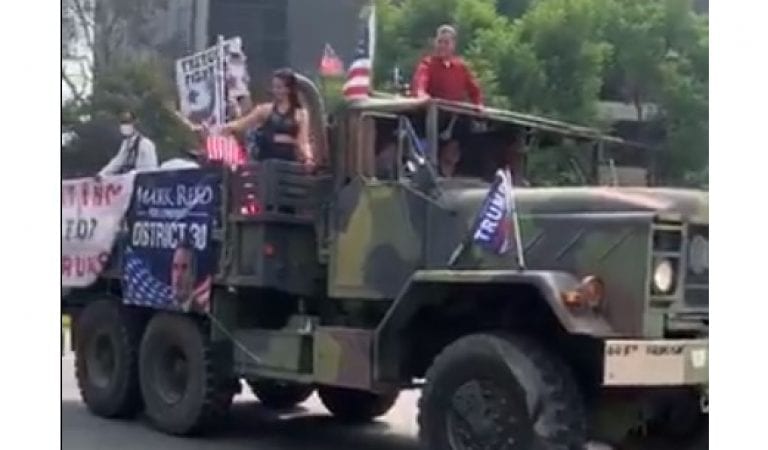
[374,0,708,185]
[62,58,195,177]
[62,0,196,177]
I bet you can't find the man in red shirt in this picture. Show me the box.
[411,25,484,107]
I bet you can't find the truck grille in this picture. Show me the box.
[683,224,708,309]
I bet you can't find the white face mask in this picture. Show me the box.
[119,124,135,137]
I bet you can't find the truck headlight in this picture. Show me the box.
[653,258,675,294]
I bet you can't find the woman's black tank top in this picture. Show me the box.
[259,104,299,161]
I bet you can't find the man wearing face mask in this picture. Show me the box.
[98,110,158,177]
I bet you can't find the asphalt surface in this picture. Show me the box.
[61,333,706,450]
[63,343,422,450]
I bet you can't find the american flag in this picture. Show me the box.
[343,5,376,100]
[205,134,246,169]
[122,247,212,313]
[319,43,344,77]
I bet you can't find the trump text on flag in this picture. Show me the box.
[472,187,508,248]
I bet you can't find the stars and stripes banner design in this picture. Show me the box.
[123,248,212,313]
[343,4,376,100]
[205,134,246,169]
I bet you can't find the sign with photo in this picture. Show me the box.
[122,169,222,314]
[175,36,251,126]
[175,45,225,126]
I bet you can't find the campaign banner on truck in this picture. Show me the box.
[62,173,136,287]
[122,169,221,314]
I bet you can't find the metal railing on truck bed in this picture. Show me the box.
[218,160,333,296]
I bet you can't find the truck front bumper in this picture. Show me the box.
[602,339,708,386]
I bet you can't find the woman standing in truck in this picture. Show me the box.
[221,68,314,165]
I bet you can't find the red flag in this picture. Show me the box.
[319,44,344,77]
[205,134,246,169]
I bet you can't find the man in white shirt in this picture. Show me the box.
[98,111,158,177]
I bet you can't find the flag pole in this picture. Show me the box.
[447,241,467,266]
[504,167,526,270]
[216,34,226,127]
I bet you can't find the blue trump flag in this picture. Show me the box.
[449,168,525,268]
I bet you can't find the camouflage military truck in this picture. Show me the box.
[63,75,708,449]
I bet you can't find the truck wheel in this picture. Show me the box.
[418,333,587,450]
[648,388,706,442]
[139,313,234,435]
[318,386,399,422]
[74,300,142,418]
[248,379,314,409]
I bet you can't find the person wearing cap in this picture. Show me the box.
[411,25,484,107]
[98,110,158,177]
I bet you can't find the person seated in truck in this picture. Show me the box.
[502,133,530,187]
[221,68,314,166]
[438,138,462,178]
[375,139,397,180]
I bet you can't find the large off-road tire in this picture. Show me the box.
[248,379,314,409]
[74,300,143,418]
[318,386,399,422]
[139,313,234,436]
[418,333,587,450]
[647,388,707,443]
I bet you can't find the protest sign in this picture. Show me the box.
[62,174,136,287]
[223,37,250,102]
[122,168,221,314]
[175,44,225,126]
[175,36,251,126]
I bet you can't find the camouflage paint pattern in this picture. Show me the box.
[329,178,426,299]
[232,327,311,376]
[332,176,708,338]
[313,327,376,391]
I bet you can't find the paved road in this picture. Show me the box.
[62,339,705,450]
[63,347,423,450]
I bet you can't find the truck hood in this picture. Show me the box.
[439,180,708,223]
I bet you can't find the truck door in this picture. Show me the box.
[327,112,429,300]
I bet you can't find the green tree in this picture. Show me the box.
[375,0,708,185]
[373,0,500,87]
[496,0,532,20]
[600,0,708,183]
[62,58,196,177]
